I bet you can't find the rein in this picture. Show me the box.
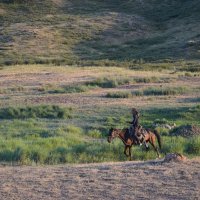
[115,130,129,146]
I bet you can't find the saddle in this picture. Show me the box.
[129,125,148,145]
[136,125,147,136]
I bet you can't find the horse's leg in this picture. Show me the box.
[129,146,132,161]
[124,146,129,157]
[149,139,160,158]
[143,136,149,150]
[145,141,150,151]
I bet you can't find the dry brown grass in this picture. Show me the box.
[0,158,199,200]
[0,8,6,15]
[0,65,199,109]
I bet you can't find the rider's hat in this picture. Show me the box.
[132,108,139,116]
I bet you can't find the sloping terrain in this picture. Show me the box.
[0,158,200,200]
[1,0,200,65]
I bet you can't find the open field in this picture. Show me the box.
[0,65,200,164]
[1,65,200,108]
[0,158,200,200]
[1,1,200,199]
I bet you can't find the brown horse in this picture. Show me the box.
[107,128,162,160]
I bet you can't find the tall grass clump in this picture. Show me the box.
[87,77,119,88]
[48,85,89,94]
[185,137,200,155]
[135,86,189,96]
[161,136,186,154]
[86,77,131,88]
[0,105,73,119]
[0,123,85,164]
[134,76,161,83]
[87,129,102,138]
[105,91,132,98]
[179,105,200,122]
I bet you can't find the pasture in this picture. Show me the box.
[1,1,200,199]
[0,65,200,165]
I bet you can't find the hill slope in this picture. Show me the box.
[1,0,200,66]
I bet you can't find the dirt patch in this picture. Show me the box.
[170,125,200,137]
[0,8,6,15]
[0,158,199,200]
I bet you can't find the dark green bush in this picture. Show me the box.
[185,137,200,154]
[0,105,73,119]
[134,86,188,96]
[87,77,119,88]
[2,0,33,4]
[48,85,89,94]
[106,91,132,98]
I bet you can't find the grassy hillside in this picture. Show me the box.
[1,0,200,66]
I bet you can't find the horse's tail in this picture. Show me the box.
[153,130,162,149]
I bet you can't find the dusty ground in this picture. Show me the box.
[0,158,199,200]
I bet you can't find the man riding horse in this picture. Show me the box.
[129,108,147,147]
[108,108,161,160]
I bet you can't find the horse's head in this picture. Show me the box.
[107,128,119,143]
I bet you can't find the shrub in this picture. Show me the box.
[134,86,189,96]
[87,77,119,88]
[0,105,73,119]
[2,0,31,3]
[135,77,160,83]
[185,137,200,154]
[87,129,102,138]
[134,90,144,96]
[105,91,132,98]
[161,136,186,154]
[185,72,193,77]
[49,85,89,94]
[87,77,132,88]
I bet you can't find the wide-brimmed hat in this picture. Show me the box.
[132,108,139,115]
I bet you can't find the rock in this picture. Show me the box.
[153,123,176,130]
[163,153,187,163]
[170,125,200,138]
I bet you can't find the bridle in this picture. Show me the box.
[109,129,129,145]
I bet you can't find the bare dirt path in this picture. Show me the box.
[0,158,199,200]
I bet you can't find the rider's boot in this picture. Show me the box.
[136,137,141,145]
[143,140,148,148]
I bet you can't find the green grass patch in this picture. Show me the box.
[48,85,89,94]
[0,103,199,165]
[185,137,200,154]
[87,76,164,89]
[162,136,200,156]
[134,76,162,83]
[86,77,128,88]
[105,91,132,98]
[135,86,189,96]
[0,105,73,119]
[87,129,102,138]
[0,118,200,164]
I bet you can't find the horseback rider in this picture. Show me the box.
[129,108,147,146]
